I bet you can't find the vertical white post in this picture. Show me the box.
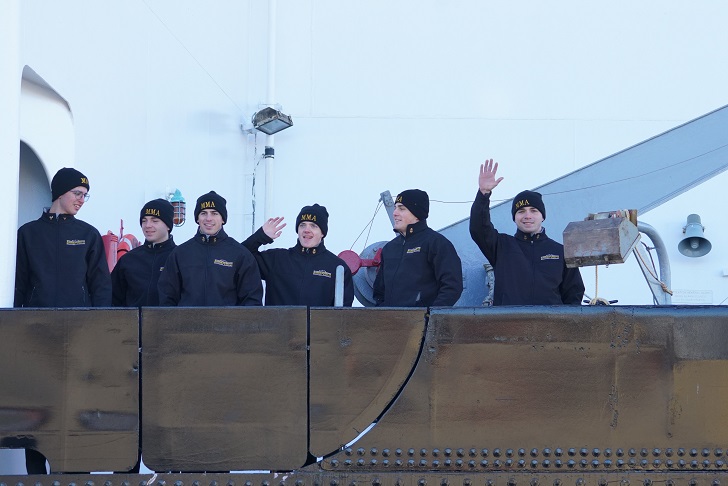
[263,0,277,221]
[334,265,345,307]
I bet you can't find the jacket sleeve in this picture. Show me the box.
[469,190,500,266]
[343,265,354,307]
[157,251,181,306]
[235,248,264,306]
[110,260,127,306]
[430,236,464,306]
[373,258,385,306]
[560,265,586,305]
[242,227,274,280]
[14,229,29,307]
[86,231,112,307]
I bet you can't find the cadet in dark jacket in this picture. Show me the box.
[14,167,111,474]
[111,199,177,306]
[469,159,585,305]
[373,189,463,307]
[158,191,263,306]
[243,204,354,306]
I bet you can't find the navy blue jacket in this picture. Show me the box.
[111,236,176,306]
[15,211,111,307]
[469,190,585,305]
[243,227,354,306]
[158,228,263,306]
[373,220,463,307]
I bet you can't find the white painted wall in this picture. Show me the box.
[3,0,727,306]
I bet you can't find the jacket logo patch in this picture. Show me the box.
[213,258,233,267]
[300,214,316,222]
[312,269,332,278]
[66,239,86,246]
[541,254,560,261]
[406,246,422,254]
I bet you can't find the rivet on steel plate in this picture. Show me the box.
[543,460,550,468]
[717,449,725,457]
[396,480,403,486]
[383,460,390,468]
[486,481,494,486]
[345,448,353,456]
[467,460,475,468]
[568,449,576,457]
[553,480,562,486]
[330,481,338,486]
[616,449,624,457]
[592,449,600,457]
[507,478,516,486]
[53,482,63,486]
[433,449,440,457]
[372,479,381,486]
[580,449,588,457]
[174,482,183,486]
[462,480,471,486]
[531,449,538,457]
[481,460,488,468]
[604,449,611,457]
[409,449,415,457]
[690,449,698,457]
[421,449,428,457]
[518,449,526,457]
[628,449,636,457]
[717,460,725,468]
[371,459,377,466]
[703,460,711,468]
[383,449,390,457]
[371,448,378,456]
[665,481,674,486]
[530,478,538,486]
[555,448,563,457]
[418,479,426,486]
[105,482,113,486]
[640,459,647,467]
[620,480,629,486]
[493,449,501,458]
[665,449,673,457]
[703,449,711,457]
[349,481,356,486]
[396,449,403,457]
[591,460,599,468]
[227,481,234,486]
[579,459,587,468]
[604,460,612,468]
[678,449,686,457]
[440,480,448,486]
[358,448,365,456]
[295,481,304,486]
[652,449,661,457]
[567,460,575,468]
[407,459,415,467]
[455,459,463,467]
[357,458,365,466]
[420,460,428,467]
[643,480,652,486]
[575,479,585,486]
[640,449,648,458]
[598,479,607,486]
[457,449,465,458]
[690,460,698,469]
[506,449,513,458]
[444,460,452,467]
[652,460,661,467]
[518,460,525,468]
[243,482,250,486]
[530,460,538,468]
[445,449,452,457]
[617,460,624,468]
[469,449,477,457]
[210,482,218,486]
[689,480,697,486]
[712,480,720,486]
[433,460,440,468]
[666,460,674,467]
[344,459,352,467]
[331,459,339,468]
[555,460,563,468]
[678,460,686,468]
[543,448,551,457]
[493,460,501,468]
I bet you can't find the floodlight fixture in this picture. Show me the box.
[252,107,293,135]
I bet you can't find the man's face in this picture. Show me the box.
[197,209,224,235]
[514,206,544,235]
[298,221,323,248]
[57,186,88,215]
[141,216,169,244]
[393,203,419,233]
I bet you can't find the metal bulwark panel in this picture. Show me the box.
[142,307,308,472]
[0,308,139,472]
[323,306,728,473]
[310,308,426,458]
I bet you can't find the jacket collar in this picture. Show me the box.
[294,241,326,255]
[42,209,75,223]
[395,219,429,238]
[514,227,548,241]
[144,235,175,250]
[196,228,227,244]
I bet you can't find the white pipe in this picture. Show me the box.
[334,265,345,307]
[264,0,276,221]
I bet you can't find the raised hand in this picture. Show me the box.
[479,159,504,194]
[262,216,286,240]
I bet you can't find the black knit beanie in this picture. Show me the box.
[51,168,89,201]
[194,191,227,224]
[140,198,174,233]
[511,190,546,221]
[395,189,429,221]
[296,204,329,237]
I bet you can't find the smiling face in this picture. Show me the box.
[142,216,170,244]
[393,203,419,234]
[298,221,323,248]
[514,206,544,235]
[51,186,88,216]
[197,209,224,235]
